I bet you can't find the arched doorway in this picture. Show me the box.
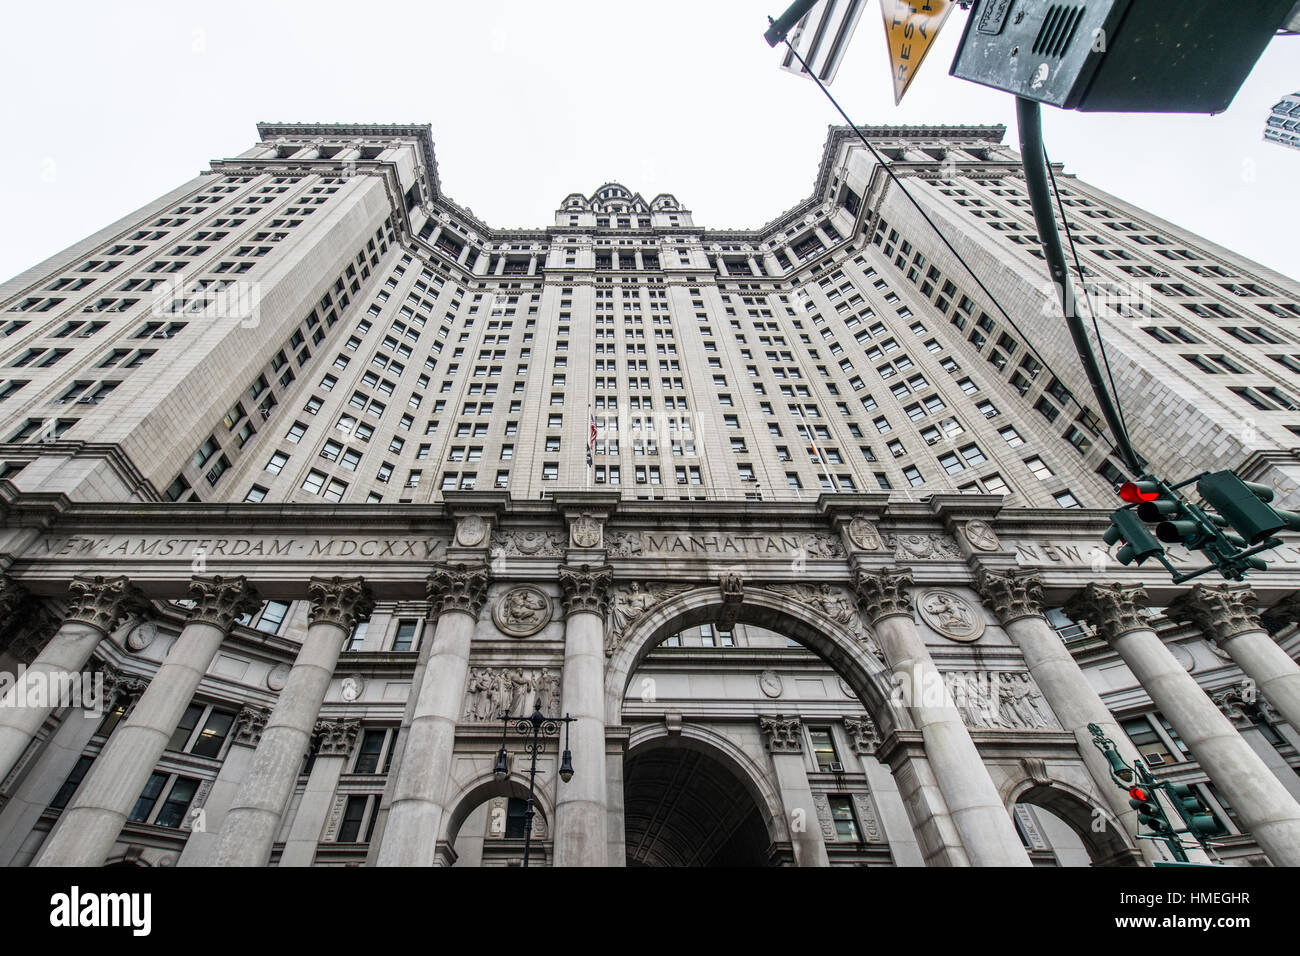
[623,729,789,867]
[442,774,555,867]
[1011,782,1137,866]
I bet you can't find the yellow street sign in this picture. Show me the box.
[880,0,956,105]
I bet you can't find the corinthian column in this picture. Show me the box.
[210,576,374,866]
[35,575,260,867]
[553,563,612,867]
[854,568,1030,867]
[0,575,143,783]
[1066,582,1300,867]
[376,563,488,866]
[1166,585,1300,735]
[977,568,1153,864]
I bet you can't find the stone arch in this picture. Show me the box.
[626,722,792,849]
[605,586,903,734]
[440,771,556,853]
[1006,777,1137,866]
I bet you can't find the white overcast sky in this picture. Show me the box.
[2,1,1297,282]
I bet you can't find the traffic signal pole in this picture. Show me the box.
[1015,97,1144,478]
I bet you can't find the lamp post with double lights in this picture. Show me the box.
[493,708,575,867]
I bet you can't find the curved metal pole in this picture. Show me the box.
[1015,96,1145,477]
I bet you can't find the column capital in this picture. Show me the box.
[99,662,148,707]
[186,575,261,631]
[557,563,613,618]
[307,576,375,632]
[232,706,272,747]
[426,563,489,618]
[852,567,914,624]
[1064,583,1150,643]
[313,718,361,757]
[758,714,803,753]
[1165,585,1264,645]
[65,574,146,634]
[841,715,879,755]
[976,567,1045,625]
[0,573,28,621]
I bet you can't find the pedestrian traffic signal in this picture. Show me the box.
[1129,785,1173,836]
[1104,507,1164,566]
[1197,470,1300,546]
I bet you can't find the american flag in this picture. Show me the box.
[587,410,597,467]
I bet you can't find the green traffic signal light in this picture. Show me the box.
[1167,783,1224,840]
[1198,470,1300,545]
[1105,508,1164,565]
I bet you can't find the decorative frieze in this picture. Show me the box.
[976,567,1046,626]
[426,563,490,618]
[1166,585,1264,645]
[852,568,914,624]
[312,718,361,757]
[491,529,565,557]
[944,671,1057,730]
[1064,583,1150,644]
[65,574,145,634]
[558,564,613,619]
[885,533,962,562]
[606,582,691,656]
[758,714,803,753]
[307,576,375,632]
[464,666,561,720]
[763,583,882,659]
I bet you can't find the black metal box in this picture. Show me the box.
[949,0,1293,113]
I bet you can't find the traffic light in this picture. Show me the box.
[1197,471,1300,546]
[1104,508,1164,566]
[1166,783,1225,844]
[1129,785,1173,836]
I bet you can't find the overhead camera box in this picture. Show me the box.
[949,0,1294,113]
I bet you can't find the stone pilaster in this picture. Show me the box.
[313,718,361,757]
[758,715,803,753]
[758,714,827,866]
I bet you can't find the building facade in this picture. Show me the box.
[1265,92,1300,151]
[0,122,1298,866]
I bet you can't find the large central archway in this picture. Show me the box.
[624,741,774,866]
[605,585,904,734]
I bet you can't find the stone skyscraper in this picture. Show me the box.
[0,122,1297,867]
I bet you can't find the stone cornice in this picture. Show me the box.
[255,122,441,200]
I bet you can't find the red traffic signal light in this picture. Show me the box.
[1120,481,1160,504]
[1128,786,1148,802]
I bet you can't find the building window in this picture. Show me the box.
[392,618,421,652]
[809,728,839,771]
[827,795,860,842]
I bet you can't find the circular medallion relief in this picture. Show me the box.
[340,674,365,702]
[493,586,553,637]
[266,663,292,692]
[916,589,985,643]
[126,622,157,652]
[1171,644,1196,672]
[759,670,784,699]
[456,515,488,547]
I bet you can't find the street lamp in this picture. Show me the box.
[492,708,575,867]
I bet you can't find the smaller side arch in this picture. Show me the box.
[440,771,556,852]
[1006,777,1139,866]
